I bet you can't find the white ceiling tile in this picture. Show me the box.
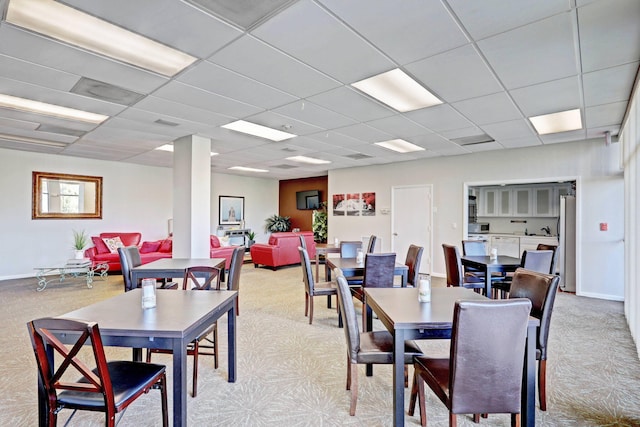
[272,100,357,129]
[499,136,543,149]
[447,0,571,39]
[209,35,341,98]
[578,0,640,72]
[583,62,639,106]
[477,13,578,89]
[452,92,523,125]
[329,124,392,144]
[243,111,323,136]
[481,119,536,140]
[406,104,473,132]
[540,129,587,144]
[585,101,628,128]
[252,0,395,83]
[463,141,504,153]
[307,87,395,122]
[0,124,77,144]
[365,115,432,139]
[509,76,581,117]
[406,44,503,102]
[0,54,79,92]
[320,0,469,64]
[178,61,297,110]
[133,96,233,126]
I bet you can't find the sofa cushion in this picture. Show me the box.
[210,235,221,248]
[159,238,173,253]
[102,236,125,254]
[140,240,162,254]
[92,236,110,254]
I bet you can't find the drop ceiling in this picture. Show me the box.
[0,0,638,179]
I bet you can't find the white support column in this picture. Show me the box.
[172,135,211,258]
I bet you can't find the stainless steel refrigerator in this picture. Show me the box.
[558,195,576,292]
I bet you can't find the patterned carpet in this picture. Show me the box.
[1,265,640,426]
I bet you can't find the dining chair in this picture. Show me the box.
[351,252,396,331]
[442,244,484,293]
[147,265,222,397]
[118,246,176,292]
[366,235,377,254]
[27,317,168,427]
[404,244,424,287]
[408,299,532,427]
[340,241,365,285]
[493,250,554,298]
[509,267,560,411]
[334,271,423,416]
[461,240,506,283]
[226,246,245,316]
[298,246,338,325]
[536,243,558,274]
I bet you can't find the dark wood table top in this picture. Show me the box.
[460,255,522,268]
[326,257,408,271]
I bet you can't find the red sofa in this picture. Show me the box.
[85,233,240,272]
[250,231,316,270]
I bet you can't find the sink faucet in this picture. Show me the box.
[541,226,551,235]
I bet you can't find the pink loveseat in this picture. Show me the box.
[250,231,316,270]
[85,233,240,272]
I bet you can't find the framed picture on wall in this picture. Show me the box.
[219,196,244,225]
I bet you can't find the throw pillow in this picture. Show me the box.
[159,238,173,253]
[219,236,231,247]
[102,236,125,254]
[92,236,110,254]
[140,240,161,254]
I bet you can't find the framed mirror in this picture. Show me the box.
[32,171,102,219]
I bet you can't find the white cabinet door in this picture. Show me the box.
[498,188,512,216]
[533,187,554,216]
[481,188,498,216]
[513,188,532,216]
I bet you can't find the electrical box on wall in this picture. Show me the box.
[380,208,390,215]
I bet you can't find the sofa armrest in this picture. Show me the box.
[84,247,97,260]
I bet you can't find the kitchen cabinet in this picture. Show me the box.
[498,188,512,215]
[476,183,571,218]
[480,188,498,216]
[519,236,559,254]
[513,188,532,216]
[533,187,554,216]
[490,236,520,257]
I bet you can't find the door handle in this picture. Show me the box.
[392,233,398,236]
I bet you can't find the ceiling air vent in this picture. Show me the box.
[345,153,373,160]
[71,77,144,106]
[280,147,296,152]
[154,119,180,127]
[273,164,298,169]
[37,124,86,137]
[450,134,494,146]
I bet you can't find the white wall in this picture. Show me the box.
[329,139,624,300]
[0,148,278,279]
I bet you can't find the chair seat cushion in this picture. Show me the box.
[58,361,165,409]
[357,331,422,364]
[314,280,337,296]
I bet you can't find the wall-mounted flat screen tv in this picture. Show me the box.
[296,190,321,210]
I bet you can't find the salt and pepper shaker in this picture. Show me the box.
[141,278,156,309]
[490,247,498,260]
[418,276,431,302]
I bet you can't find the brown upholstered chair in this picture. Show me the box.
[493,250,554,298]
[442,244,484,293]
[509,267,560,411]
[351,252,396,331]
[366,234,377,253]
[28,317,168,427]
[147,266,222,397]
[408,299,532,427]
[404,244,424,287]
[118,246,176,292]
[334,271,423,416]
[536,243,558,274]
[226,246,245,315]
[298,246,337,325]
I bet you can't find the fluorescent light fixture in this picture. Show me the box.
[351,68,442,112]
[6,0,196,77]
[529,109,582,135]
[0,94,108,123]
[155,144,218,156]
[229,166,269,173]
[374,139,425,153]
[0,132,68,147]
[286,155,331,165]
[221,120,296,141]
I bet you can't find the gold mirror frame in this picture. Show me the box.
[32,171,103,219]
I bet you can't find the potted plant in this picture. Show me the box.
[264,214,291,233]
[72,229,88,259]
[312,202,328,243]
[247,231,256,248]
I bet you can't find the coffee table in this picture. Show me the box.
[34,260,109,291]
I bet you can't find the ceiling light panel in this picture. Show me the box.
[374,139,425,153]
[229,166,269,173]
[6,0,197,77]
[529,109,582,135]
[351,68,442,112]
[286,155,331,164]
[0,94,108,123]
[221,120,296,141]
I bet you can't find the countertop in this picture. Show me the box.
[469,232,558,238]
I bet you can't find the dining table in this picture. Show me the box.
[40,288,237,427]
[325,257,409,287]
[460,254,522,298]
[364,286,539,427]
[131,257,227,286]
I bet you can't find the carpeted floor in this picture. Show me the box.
[1,265,640,426]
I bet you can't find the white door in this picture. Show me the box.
[391,185,432,275]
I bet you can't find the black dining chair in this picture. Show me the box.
[461,239,504,282]
[226,246,245,316]
[298,246,338,325]
[28,317,168,427]
[442,244,484,293]
[118,246,176,292]
[351,252,396,331]
[493,250,554,298]
[408,299,532,427]
[404,244,424,287]
[340,241,364,285]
